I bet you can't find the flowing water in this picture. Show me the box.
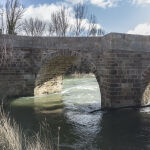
[10,77,150,150]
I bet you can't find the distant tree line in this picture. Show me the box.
[0,0,105,37]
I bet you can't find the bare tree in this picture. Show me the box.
[73,3,87,36]
[87,14,105,36]
[0,4,4,34]
[6,0,24,34]
[23,17,46,36]
[48,22,54,36]
[87,14,97,36]
[33,18,46,36]
[58,7,69,36]
[51,6,69,36]
[97,28,105,36]
[51,12,60,36]
[23,18,34,36]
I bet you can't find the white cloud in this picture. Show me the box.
[65,0,88,4]
[23,4,62,21]
[65,0,120,8]
[128,23,150,35]
[132,0,150,5]
[90,0,120,8]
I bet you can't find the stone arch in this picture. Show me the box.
[34,49,101,99]
[141,66,150,106]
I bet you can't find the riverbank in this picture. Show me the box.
[64,73,95,79]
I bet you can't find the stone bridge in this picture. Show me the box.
[0,33,150,109]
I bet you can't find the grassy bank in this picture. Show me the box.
[0,107,55,150]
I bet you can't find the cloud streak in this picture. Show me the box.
[90,0,120,8]
[132,0,150,5]
[65,0,150,8]
[65,0,120,8]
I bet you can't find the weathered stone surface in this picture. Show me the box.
[0,33,150,109]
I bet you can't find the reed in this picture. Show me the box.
[0,107,55,150]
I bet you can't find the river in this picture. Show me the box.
[10,77,150,150]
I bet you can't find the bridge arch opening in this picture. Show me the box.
[142,67,150,106]
[34,51,101,108]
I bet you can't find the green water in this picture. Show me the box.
[10,77,150,150]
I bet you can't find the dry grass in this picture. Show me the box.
[0,107,55,150]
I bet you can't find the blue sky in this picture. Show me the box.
[2,0,150,35]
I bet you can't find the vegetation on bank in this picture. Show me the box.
[0,107,55,150]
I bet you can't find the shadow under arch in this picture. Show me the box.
[34,49,102,106]
[141,66,150,106]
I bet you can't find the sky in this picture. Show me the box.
[2,0,150,35]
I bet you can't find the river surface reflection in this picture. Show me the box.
[10,77,150,150]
